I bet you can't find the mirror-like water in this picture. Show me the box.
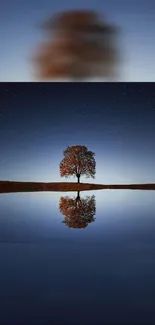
[0,190,155,325]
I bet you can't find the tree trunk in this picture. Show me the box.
[77,174,80,183]
[75,190,81,206]
[76,191,80,201]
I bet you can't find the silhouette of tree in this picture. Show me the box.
[33,10,119,80]
[59,145,96,183]
[59,192,96,228]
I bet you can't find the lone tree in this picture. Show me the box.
[59,145,96,183]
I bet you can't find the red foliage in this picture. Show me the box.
[59,145,96,181]
[59,194,96,229]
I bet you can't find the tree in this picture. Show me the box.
[59,192,96,229]
[59,145,96,183]
[32,10,119,81]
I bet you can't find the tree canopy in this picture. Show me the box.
[59,193,96,228]
[59,145,96,183]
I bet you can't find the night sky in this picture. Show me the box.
[0,82,155,184]
[1,0,155,81]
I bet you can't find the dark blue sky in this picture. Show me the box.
[0,82,155,184]
[1,0,155,81]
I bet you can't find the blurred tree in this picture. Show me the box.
[59,192,96,228]
[33,10,119,80]
[59,145,96,183]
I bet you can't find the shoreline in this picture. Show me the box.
[0,181,155,193]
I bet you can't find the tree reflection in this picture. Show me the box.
[59,191,96,229]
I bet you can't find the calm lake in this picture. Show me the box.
[0,190,155,325]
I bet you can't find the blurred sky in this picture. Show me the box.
[0,0,155,81]
[0,82,155,184]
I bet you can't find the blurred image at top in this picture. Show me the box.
[1,0,155,81]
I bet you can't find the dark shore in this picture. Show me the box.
[0,181,155,194]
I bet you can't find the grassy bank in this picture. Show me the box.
[0,181,155,193]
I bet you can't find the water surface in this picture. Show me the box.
[0,190,155,325]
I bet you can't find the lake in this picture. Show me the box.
[0,190,155,325]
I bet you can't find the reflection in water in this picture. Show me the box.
[59,191,96,228]
[0,191,155,325]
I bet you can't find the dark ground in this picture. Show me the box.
[0,181,155,193]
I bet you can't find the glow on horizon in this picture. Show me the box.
[0,138,154,184]
[0,153,154,184]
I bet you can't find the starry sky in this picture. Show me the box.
[0,82,155,184]
[1,0,155,82]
